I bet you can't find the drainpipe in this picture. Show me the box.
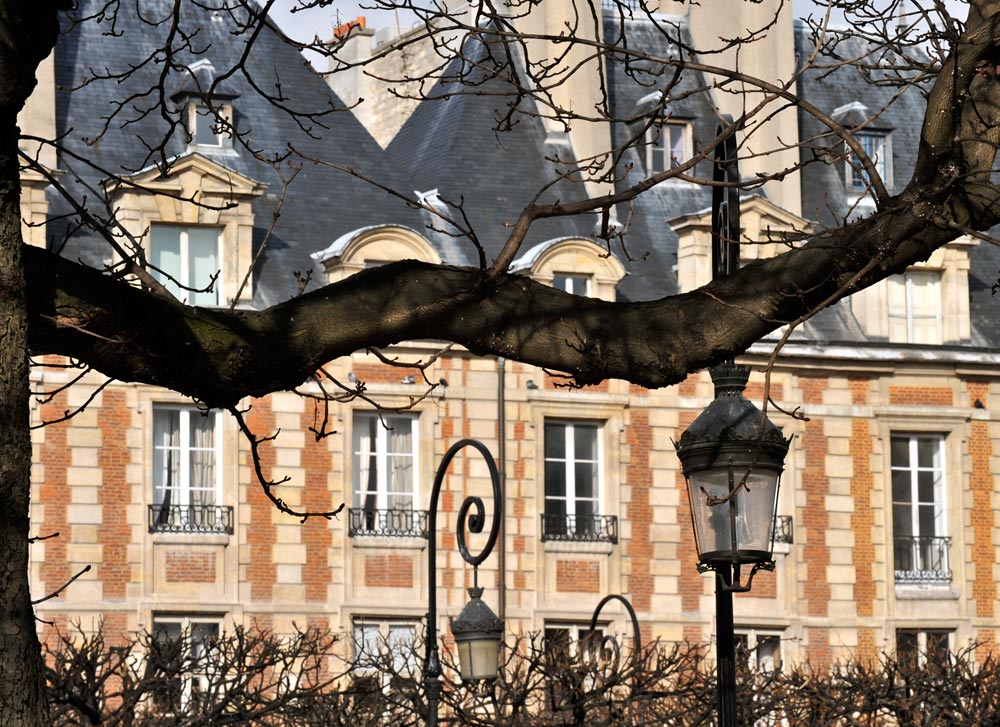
[497,356,507,620]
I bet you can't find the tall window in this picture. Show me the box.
[543,421,612,541]
[887,269,942,345]
[351,413,419,536]
[552,273,590,297]
[849,132,890,193]
[150,225,221,306]
[897,629,951,670]
[150,616,221,713]
[891,434,949,583]
[352,617,419,674]
[647,121,689,174]
[151,407,228,533]
[735,629,782,672]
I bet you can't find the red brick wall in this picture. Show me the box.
[38,392,70,596]
[165,550,216,583]
[246,397,277,602]
[676,410,703,617]
[555,560,600,593]
[301,401,332,603]
[98,390,131,600]
[849,379,875,618]
[967,381,996,621]
[626,409,652,611]
[888,386,953,407]
[365,554,413,588]
[800,377,831,667]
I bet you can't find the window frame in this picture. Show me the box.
[187,102,230,149]
[848,131,891,195]
[891,433,949,583]
[896,628,952,670]
[351,412,421,535]
[552,273,591,297]
[150,224,222,307]
[351,616,420,676]
[735,628,783,673]
[543,420,604,538]
[150,614,223,713]
[887,268,942,345]
[150,405,225,533]
[646,120,690,175]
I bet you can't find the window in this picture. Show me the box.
[544,622,605,664]
[191,104,226,147]
[150,616,221,713]
[352,617,419,674]
[735,629,782,672]
[849,132,890,193]
[647,121,689,174]
[350,413,420,536]
[552,273,590,296]
[150,406,229,534]
[150,225,221,306]
[897,629,951,670]
[892,434,950,583]
[542,421,617,542]
[887,269,942,345]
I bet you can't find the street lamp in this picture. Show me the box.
[424,439,504,727]
[674,119,791,727]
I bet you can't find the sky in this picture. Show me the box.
[267,1,970,44]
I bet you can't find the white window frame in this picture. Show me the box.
[150,224,221,306]
[351,616,420,675]
[151,615,223,712]
[848,131,891,194]
[891,433,948,581]
[552,273,591,297]
[189,102,228,148]
[152,406,223,510]
[887,269,942,345]
[543,420,604,529]
[735,628,783,673]
[646,120,690,175]
[896,628,952,668]
[352,412,420,517]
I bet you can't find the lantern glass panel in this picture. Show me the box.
[456,636,500,681]
[687,468,779,562]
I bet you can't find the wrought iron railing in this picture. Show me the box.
[348,508,428,538]
[148,505,233,534]
[774,515,794,545]
[541,513,619,544]
[894,536,951,583]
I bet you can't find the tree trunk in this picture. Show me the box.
[0,111,48,726]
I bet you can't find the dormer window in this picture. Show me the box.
[171,59,238,152]
[887,269,941,345]
[192,104,226,148]
[647,121,690,175]
[553,273,590,296]
[849,132,890,194]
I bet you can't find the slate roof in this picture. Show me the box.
[47,5,1000,351]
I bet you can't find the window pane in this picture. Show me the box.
[893,504,913,537]
[575,462,596,500]
[388,625,416,673]
[668,124,685,167]
[574,425,597,461]
[545,423,565,459]
[151,226,182,297]
[545,461,566,500]
[195,107,219,145]
[891,471,911,505]
[187,228,219,306]
[926,632,950,667]
[890,437,910,468]
[757,635,781,672]
[897,630,918,665]
[917,471,937,504]
[153,409,181,508]
[918,504,937,536]
[353,415,379,510]
[353,623,381,669]
[916,438,940,469]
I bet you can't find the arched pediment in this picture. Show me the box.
[312,225,440,283]
[509,237,626,301]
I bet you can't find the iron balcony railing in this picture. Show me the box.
[148,505,234,535]
[540,513,619,544]
[348,508,429,538]
[894,535,952,583]
[774,515,794,545]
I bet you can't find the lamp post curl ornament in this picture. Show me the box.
[424,439,504,727]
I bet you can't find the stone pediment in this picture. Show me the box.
[107,152,267,202]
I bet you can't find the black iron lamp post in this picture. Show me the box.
[424,439,504,727]
[674,120,791,727]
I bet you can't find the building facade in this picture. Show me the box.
[23,0,1000,677]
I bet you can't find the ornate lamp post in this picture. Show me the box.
[674,121,791,727]
[424,439,505,727]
